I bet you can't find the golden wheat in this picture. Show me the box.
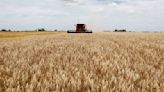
[0,32,64,41]
[0,32,164,92]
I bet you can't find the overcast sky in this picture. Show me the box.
[0,0,164,31]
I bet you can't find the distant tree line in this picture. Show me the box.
[37,28,46,32]
[36,28,58,32]
[0,29,11,32]
[0,28,59,32]
[114,29,127,32]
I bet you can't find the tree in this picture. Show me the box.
[8,29,11,32]
[114,29,118,32]
[114,29,127,32]
[1,29,7,32]
[38,28,45,32]
[122,29,126,32]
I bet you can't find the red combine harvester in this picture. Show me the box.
[67,24,92,33]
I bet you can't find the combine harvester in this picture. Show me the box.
[67,24,92,33]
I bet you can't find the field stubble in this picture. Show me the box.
[0,32,164,92]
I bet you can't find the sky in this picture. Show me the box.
[0,0,164,31]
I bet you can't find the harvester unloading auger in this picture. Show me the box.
[67,24,92,33]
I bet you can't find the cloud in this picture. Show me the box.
[0,0,164,31]
[62,0,78,2]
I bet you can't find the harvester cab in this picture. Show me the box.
[67,24,92,33]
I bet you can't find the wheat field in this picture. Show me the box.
[0,32,164,92]
[0,32,63,41]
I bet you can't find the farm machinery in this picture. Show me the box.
[67,24,92,33]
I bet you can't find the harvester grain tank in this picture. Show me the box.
[67,24,92,33]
